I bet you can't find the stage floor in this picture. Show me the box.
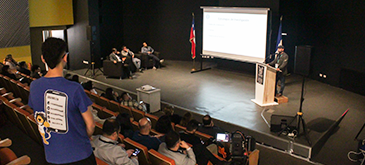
[70,60,365,164]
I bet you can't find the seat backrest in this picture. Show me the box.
[90,92,100,104]
[248,149,260,165]
[94,122,104,135]
[97,96,110,109]
[27,114,43,145]
[95,156,109,165]
[2,101,26,133]
[145,113,159,129]
[123,138,150,165]
[17,82,28,103]
[13,107,40,145]
[84,90,92,99]
[119,104,132,117]
[131,120,139,131]
[148,149,175,165]
[131,108,145,122]
[9,79,21,97]
[109,100,121,113]
[174,124,186,133]
[195,131,213,143]
[0,148,18,165]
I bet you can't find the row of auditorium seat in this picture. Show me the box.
[0,73,220,165]
[0,138,31,165]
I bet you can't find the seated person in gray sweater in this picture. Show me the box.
[158,131,196,165]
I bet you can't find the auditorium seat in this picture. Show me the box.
[148,149,175,165]
[123,138,150,165]
[94,122,104,135]
[95,156,109,165]
[0,138,12,148]
[0,88,7,95]
[195,131,213,144]
[131,120,139,131]
[248,149,260,165]
[98,96,110,109]
[90,92,100,103]
[145,113,159,129]
[119,104,133,117]
[9,79,21,98]
[84,89,91,98]
[23,86,30,100]
[13,107,39,144]
[2,76,13,93]
[0,148,31,165]
[174,124,186,133]
[27,114,43,145]
[131,108,145,122]
[150,129,160,136]
[17,82,28,103]
[102,108,118,118]
[2,101,26,134]
[109,100,121,113]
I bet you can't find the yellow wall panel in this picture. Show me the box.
[29,0,74,27]
[0,45,32,64]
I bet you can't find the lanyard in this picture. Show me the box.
[277,53,283,63]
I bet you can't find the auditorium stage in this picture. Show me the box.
[69,60,365,163]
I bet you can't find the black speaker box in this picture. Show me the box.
[270,114,297,132]
[294,45,312,76]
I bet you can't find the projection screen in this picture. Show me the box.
[202,7,269,63]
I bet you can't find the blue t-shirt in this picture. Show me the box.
[28,77,93,164]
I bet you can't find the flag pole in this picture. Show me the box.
[191,12,196,71]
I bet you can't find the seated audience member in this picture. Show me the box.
[198,115,226,138]
[71,75,79,83]
[109,48,121,63]
[179,112,192,127]
[141,42,164,70]
[158,131,196,165]
[31,64,42,79]
[18,61,31,76]
[122,46,142,72]
[1,65,17,80]
[131,117,162,150]
[116,113,134,139]
[162,106,182,125]
[179,120,228,165]
[155,115,174,134]
[82,81,98,94]
[91,119,139,165]
[120,92,146,111]
[101,87,120,102]
[4,54,17,70]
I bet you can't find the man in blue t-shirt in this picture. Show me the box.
[28,38,96,164]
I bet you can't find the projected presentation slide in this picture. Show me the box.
[202,7,269,63]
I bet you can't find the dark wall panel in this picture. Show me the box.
[99,1,124,59]
[280,1,365,91]
[0,0,30,47]
[67,0,91,70]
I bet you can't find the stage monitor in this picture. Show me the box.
[202,7,269,63]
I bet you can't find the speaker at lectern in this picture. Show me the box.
[251,62,278,106]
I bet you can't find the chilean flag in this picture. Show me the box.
[190,17,196,59]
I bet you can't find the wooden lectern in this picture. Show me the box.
[251,62,278,106]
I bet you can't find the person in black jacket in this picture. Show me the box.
[18,61,31,76]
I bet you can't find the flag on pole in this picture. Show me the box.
[275,16,283,53]
[190,15,196,59]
